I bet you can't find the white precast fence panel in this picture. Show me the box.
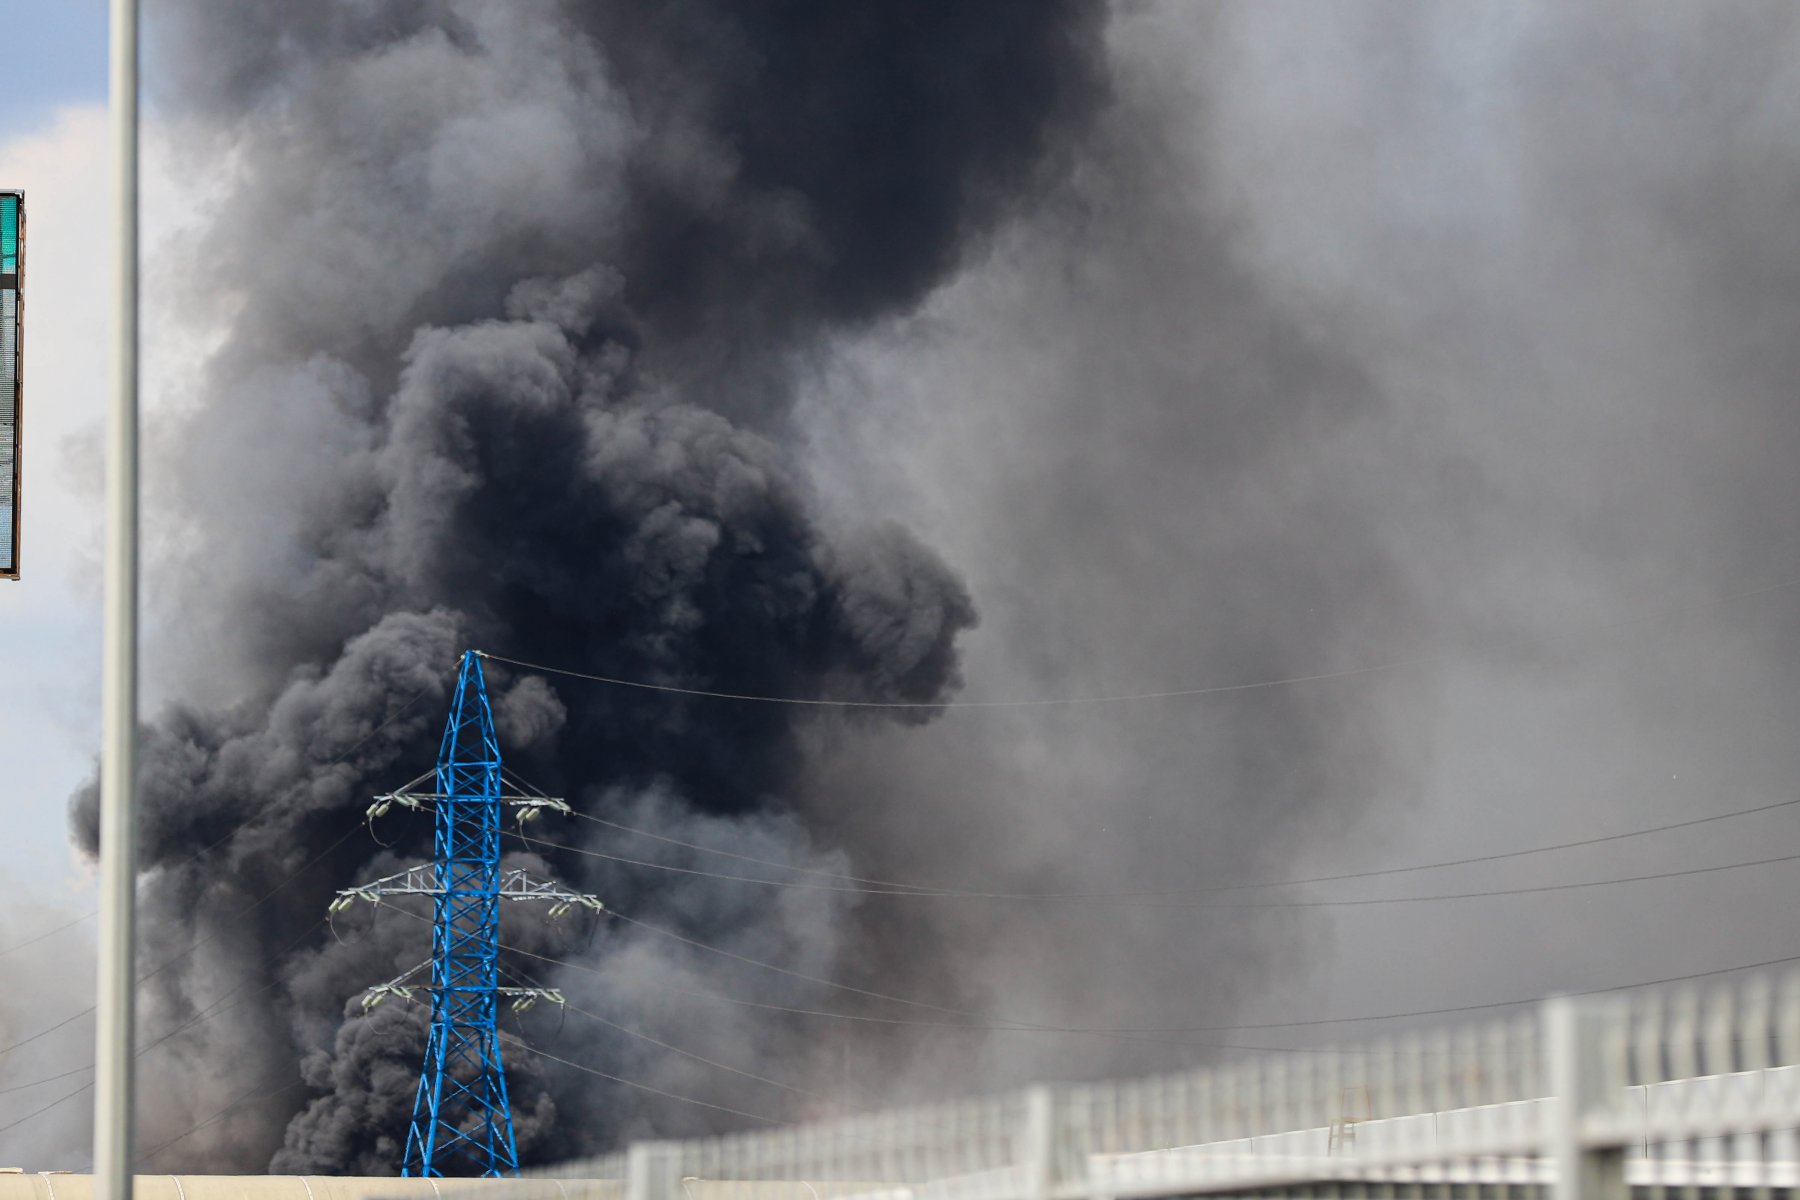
[430,973,1800,1200]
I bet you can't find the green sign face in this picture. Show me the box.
[1,191,18,579]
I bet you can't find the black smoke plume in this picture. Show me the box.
[71,0,1103,1173]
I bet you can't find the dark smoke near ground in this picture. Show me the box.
[67,0,1103,1173]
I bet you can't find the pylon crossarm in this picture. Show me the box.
[361,959,432,1010]
[369,792,570,822]
[329,863,442,912]
[497,986,564,1014]
[506,795,572,826]
[362,964,563,1016]
[496,867,606,917]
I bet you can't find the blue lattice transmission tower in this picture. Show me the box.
[332,650,602,1177]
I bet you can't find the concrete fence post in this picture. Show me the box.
[1544,995,1627,1200]
[1021,1086,1063,1200]
[626,1141,681,1200]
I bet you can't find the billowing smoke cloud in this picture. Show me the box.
[57,0,1800,1180]
[791,0,1800,1092]
[67,0,1103,1173]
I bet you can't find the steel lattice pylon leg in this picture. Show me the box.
[401,649,518,1178]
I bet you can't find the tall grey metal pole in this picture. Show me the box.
[96,0,139,1196]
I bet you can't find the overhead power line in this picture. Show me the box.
[0,1010,92,1061]
[379,902,1415,1057]
[382,890,1799,1055]
[476,573,1800,712]
[477,650,1432,709]
[503,964,821,1099]
[0,918,328,1153]
[0,1077,98,1139]
[506,827,1800,909]
[388,903,1307,1058]
[0,1064,94,1099]
[508,762,1800,903]
[137,1082,305,1166]
[0,912,99,959]
[513,1042,779,1125]
[0,682,431,1120]
[511,926,1800,1037]
[0,685,433,963]
[0,822,361,1146]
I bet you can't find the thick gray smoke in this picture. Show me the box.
[67,0,1103,1174]
[55,0,1800,1179]
[794,0,1800,1090]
